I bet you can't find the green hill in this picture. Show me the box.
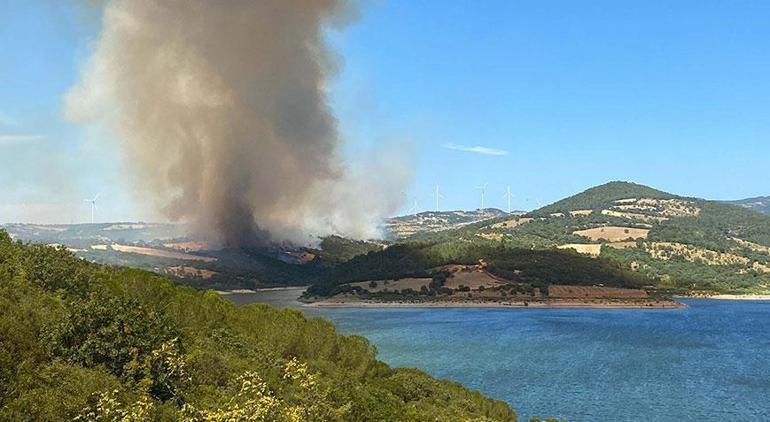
[465,181,770,293]
[531,181,675,216]
[0,230,517,421]
[301,181,770,297]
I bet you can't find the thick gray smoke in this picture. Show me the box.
[66,0,410,246]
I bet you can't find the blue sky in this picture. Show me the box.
[2,1,769,223]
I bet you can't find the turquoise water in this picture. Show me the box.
[228,293,770,421]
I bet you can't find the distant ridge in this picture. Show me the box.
[725,196,770,215]
[385,208,514,239]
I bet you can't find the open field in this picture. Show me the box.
[163,241,212,252]
[570,209,593,216]
[574,226,649,241]
[350,278,431,293]
[557,243,602,256]
[444,270,507,290]
[601,209,669,223]
[111,244,217,262]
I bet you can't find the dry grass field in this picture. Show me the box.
[163,241,211,252]
[574,226,649,241]
[111,244,217,262]
[557,243,602,256]
[443,270,507,290]
[733,237,770,254]
[570,209,593,216]
[601,209,669,223]
[351,278,431,292]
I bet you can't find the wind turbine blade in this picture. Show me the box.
[93,193,100,201]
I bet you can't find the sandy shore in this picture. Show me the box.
[304,299,685,309]
[216,286,305,295]
[688,294,770,301]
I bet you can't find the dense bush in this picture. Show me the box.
[306,239,648,297]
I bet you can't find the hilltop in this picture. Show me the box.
[531,181,675,215]
[465,181,770,293]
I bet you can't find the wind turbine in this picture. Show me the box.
[526,197,543,211]
[434,184,444,212]
[84,193,99,224]
[408,199,421,214]
[503,186,514,213]
[475,182,488,210]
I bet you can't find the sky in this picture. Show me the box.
[1,0,769,223]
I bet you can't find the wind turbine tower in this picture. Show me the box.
[503,186,514,213]
[526,197,543,211]
[409,199,421,214]
[84,194,99,224]
[434,184,444,212]
[475,182,488,210]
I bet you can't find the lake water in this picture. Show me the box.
[228,291,770,421]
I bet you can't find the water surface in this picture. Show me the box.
[228,292,770,421]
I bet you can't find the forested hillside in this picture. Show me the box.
[0,230,518,421]
[305,237,650,299]
[456,182,770,293]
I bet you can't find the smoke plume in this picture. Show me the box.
[66,0,410,246]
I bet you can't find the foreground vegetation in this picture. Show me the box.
[0,230,517,421]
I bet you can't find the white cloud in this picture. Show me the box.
[0,134,46,145]
[443,142,508,156]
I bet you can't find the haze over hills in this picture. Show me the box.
[306,181,770,300]
[725,196,770,215]
[4,181,769,295]
[383,208,515,239]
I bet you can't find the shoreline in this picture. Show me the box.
[304,299,685,309]
[215,286,306,295]
[682,294,770,301]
